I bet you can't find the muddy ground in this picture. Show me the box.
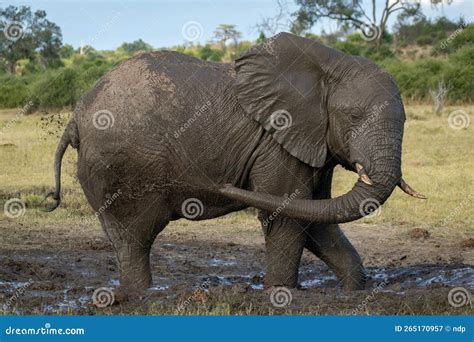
[0,217,473,315]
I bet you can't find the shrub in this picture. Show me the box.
[0,75,30,108]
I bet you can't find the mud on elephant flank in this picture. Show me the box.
[45,32,428,294]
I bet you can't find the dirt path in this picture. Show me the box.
[0,218,472,315]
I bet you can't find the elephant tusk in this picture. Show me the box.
[398,178,427,199]
[355,163,373,185]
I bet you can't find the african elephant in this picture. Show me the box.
[47,32,425,292]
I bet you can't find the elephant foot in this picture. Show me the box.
[339,267,367,291]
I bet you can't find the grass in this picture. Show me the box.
[1,105,472,232]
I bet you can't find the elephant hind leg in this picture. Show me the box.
[100,206,169,291]
[305,224,366,290]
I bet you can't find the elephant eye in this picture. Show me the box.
[349,109,364,123]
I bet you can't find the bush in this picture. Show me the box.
[0,75,30,108]
[30,68,79,109]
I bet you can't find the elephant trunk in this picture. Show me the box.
[219,122,406,224]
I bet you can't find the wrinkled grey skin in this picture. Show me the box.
[49,33,421,292]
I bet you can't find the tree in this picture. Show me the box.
[0,5,62,73]
[117,39,153,55]
[256,31,267,44]
[213,24,242,46]
[255,0,295,36]
[292,0,424,48]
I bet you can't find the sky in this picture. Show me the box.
[4,0,473,50]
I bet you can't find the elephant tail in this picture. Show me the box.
[43,119,80,212]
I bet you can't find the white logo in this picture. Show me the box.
[359,23,381,42]
[270,110,292,130]
[448,110,470,130]
[359,198,382,218]
[270,287,292,307]
[92,287,115,308]
[181,198,204,219]
[4,198,26,218]
[92,110,115,130]
[182,21,203,42]
[4,21,24,42]
[448,287,471,308]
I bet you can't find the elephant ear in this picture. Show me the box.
[234,32,328,168]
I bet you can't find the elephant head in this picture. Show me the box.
[220,32,425,224]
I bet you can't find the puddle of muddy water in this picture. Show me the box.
[1,253,472,314]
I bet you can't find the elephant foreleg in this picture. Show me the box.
[305,224,366,290]
[259,212,306,288]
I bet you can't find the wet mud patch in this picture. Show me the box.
[0,221,472,315]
